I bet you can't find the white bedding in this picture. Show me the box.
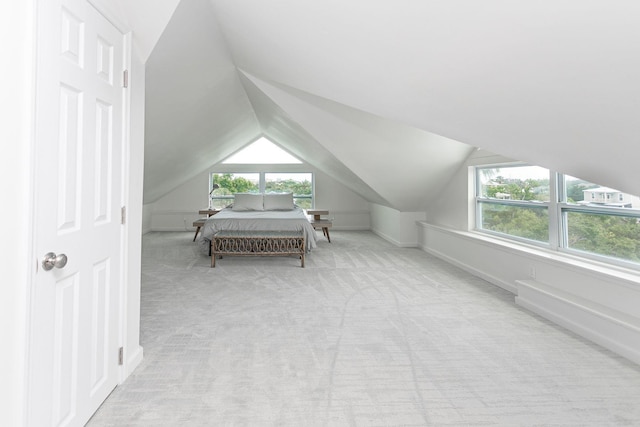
[199,207,318,252]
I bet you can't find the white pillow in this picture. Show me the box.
[232,193,264,211]
[263,192,294,210]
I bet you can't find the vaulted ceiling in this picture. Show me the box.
[109,0,640,210]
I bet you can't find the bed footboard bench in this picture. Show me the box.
[211,230,305,268]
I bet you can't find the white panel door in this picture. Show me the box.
[29,0,125,425]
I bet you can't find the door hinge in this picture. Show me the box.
[123,69,129,88]
[121,206,126,225]
[118,347,124,365]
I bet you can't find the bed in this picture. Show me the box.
[198,193,318,253]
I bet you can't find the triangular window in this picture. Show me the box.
[223,137,302,164]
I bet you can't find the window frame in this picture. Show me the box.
[474,163,640,269]
[209,171,315,209]
[264,172,314,208]
[475,163,553,248]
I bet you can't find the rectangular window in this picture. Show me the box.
[560,175,640,264]
[475,165,640,267]
[564,210,640,262]
[209,172,314,209]
[476,165,550,245]
[478,202,549,242]
[209,173,259,209]
[265,173,313,209]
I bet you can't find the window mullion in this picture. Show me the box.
[549,172,560,250]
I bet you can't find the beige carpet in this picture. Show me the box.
[88,231,640,426]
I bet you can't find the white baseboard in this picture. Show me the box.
[150,226,195,232]
[418,221,640,367]
[372,229,418,248]
[332,226,370,231]
[422,245,517,294]
[121,345,143,382]
[516,279,640,365]
[149,226,372,232]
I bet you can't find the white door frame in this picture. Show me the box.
[87,0,144,385]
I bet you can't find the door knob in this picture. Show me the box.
[42,252,68,271]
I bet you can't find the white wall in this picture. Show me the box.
[370,204,426,247]
[142,203,153,234]
[419,149,640,365]
[426,148,513,231]
[419,223,640,365]
[149,171,207,232]
[147,166,371,232]
[0,1,35,424]
[315,170,370,230]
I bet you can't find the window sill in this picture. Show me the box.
[418,221,640,288]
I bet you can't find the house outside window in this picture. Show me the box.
[561,175,640,263]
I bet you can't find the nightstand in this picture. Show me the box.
[306,209,332,242]
[193,209,220,241]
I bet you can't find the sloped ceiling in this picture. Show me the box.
[241,72,472,210]
[238,73,391,207]
[89,0,180,62]
[142,0,640,208]
[144,0,260,203]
